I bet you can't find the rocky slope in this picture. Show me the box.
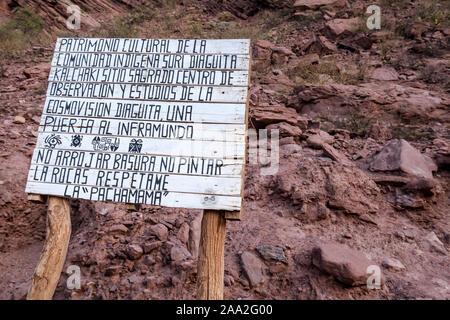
[0,0,448,300]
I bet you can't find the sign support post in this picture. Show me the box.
[27,196,71,300]
[197,210,227,299]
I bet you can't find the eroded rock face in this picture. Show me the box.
[275,153,380,216]
[312,243,381,286]
[369,139,437,179]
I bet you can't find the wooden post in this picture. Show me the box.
[27,196,71,300]
[197,210,227,300]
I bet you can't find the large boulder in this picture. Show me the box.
[369,139,437,179]
[312,243,382,286]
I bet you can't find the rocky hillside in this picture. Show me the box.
[0,0,448,299]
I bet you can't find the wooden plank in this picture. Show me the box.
[41,97,246,124]
[27,197,71,300]
[51,52,250,70]
[34,133,245,159]
[25,182,242,210]
[55,38,250,55]
[197,210,226,299]
[48,68,248,87]
[27,194,46,203]
[30,149,244,176]
[27,165,243,195]
[38,116,246,142]
[224,211,242,220]
[46,82,248,103]
[48,67,249,86]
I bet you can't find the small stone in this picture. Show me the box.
[108,224,128,235]
[105,265,121,276]
[306,130,334,149]
[224,274,235,287]
[241,251,267,287]
[142,255,156,266]
[403,230,416,240]
[370,67,399,81]
[177,222,190,245]
[382,258,406,271]
[149,223,168,241]
[170,246,191,263]
[359,214,378,225]
[256,245,288,264]
[13,116,26,124]
[266,122,302,138]
[128,274,138,284]
[144,276,158,289]
[394,231,406,241]
[126,244,143,260]
[142,241,163,254]
[423,232,447,255]
[342,233,353,239]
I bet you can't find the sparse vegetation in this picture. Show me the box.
[286,60,361,85]
[329,106,375,137]
[415,0,450,26]
[0,7,44,59]
[89,4,286,41]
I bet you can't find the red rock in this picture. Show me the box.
[271,46,295,65]
[251,103,299,126]
[149,223,169,241]
[13,116,26,124]
[23,63,50,79]
[266,122,302,138]
[108,224,128,235]
[324,18,359,38]
[177,222,190,245]
[279,136,296,146]
[188,213,202,258]
[312,243,381,286]
[370,67,399,81]
[294,0,348,10]
[170,246,191,263]
[241,251,267,287]
[382,258,406,271]
[423,232,447,255]
[369,139,437,179]
[306,130,334,148]
[126,244,143,260]
[142,241,163,254]
[105,265,121,277]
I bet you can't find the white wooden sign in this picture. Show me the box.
[26,38,250,211]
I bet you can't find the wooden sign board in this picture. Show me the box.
[26,38,250,212]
